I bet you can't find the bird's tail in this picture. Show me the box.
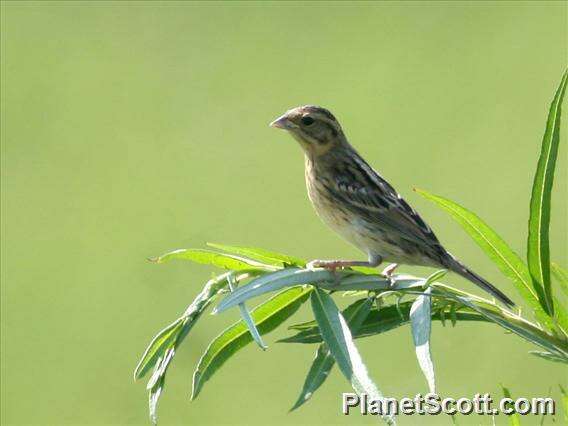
[445,255,515,307]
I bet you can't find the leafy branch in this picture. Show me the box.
[134,70,567,424]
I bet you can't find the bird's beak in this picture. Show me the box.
[269,114,295,130]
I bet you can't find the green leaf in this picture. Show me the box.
[175,272,236,347]
[282,302,487,344]
[146,345,177,425]
[135,271,232,423]
[288,296,381,332]
[449,303,458,327]
[148,359,166,426]
[410,287,435,393]
[528,70,568,317]
[213,268,344,314]
[148,377,164,426]
[285,284,568,360]
[291,297,374,411]
[421,269,447,288]
[416,189,552,328]
[291,339,336,411]
[527,70,568,316]
[287,319,316,331]
[358,303,486,339]
[310,288,395,425]
[237,302,267,350]
[551,263,568,297]
[433,287,568,360]
[214,268,430,316]
[501,385,521,426]
[149,248,273,271]
[227,274,266,350]
[529,350,568,364]
[134,318,184,380]
[191,286,312,400]
[207,243,305,267]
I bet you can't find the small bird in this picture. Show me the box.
[270,105,514,307]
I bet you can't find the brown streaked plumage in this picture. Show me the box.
[270,105,514,307]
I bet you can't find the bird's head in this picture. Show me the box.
[270,105,345,156]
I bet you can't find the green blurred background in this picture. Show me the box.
[1,1,566,425]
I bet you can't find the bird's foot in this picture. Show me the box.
[307,258,380,271]
[306,259,345,272]
[381,263,398,287]
[381,263,398,277]
[307,259,357,286]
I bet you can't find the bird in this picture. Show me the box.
[269,105,514,307]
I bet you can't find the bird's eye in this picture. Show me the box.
[301,116,315,126]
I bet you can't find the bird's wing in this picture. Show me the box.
[328,154,446,255]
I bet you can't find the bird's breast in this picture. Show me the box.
[304,159,434,265]
[305,163,374,252]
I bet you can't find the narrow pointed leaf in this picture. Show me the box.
[135,272,232,423]
[207,243,305,267]
[227,275,266,350]
[147,346,176,425]
[291,297,374,411]
[528,70,567,316]
[422,269,447,288]
[416,189,553,328]
[438,307,446,327]
[288,296,382,332]
[286,284,568,359]
[282,302,487,344]
[291,340,335,411]
[214,268,343,314]
[174,272,235,348]
[529,350,568,364]
[134,318,184,380]
[449,303,458,327]
[356,307,487,339]
[215,269,429,315]
[410,287,435,393]
[214,268,425,315]
[433,287,568,359]
[191,286,312,399]
[310,288,395,425]
[149,248,273,271]
[237,302,267,350]
[148,368,165,425]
